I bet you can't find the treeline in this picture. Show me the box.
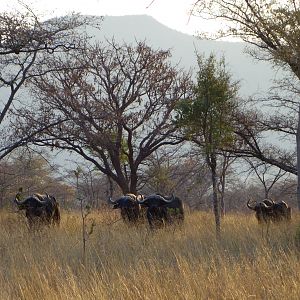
[0,149,296,211]
[0,1,300,235]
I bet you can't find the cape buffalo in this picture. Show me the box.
[138,194,184,229]
[247,198,291,223]
[14,193,60,228]
[268,199,291,221]
[109,193,144,223]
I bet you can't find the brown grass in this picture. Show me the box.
[0,208,300,300]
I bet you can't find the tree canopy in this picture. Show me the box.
[20,40,192,194]
[176,53,238,236]
[193,0,300,208]
[0,5,96,160]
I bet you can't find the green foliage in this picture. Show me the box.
[166,207,180,214]
[102,131,129,164]
[176,53,238,152]
[119,138,129,164]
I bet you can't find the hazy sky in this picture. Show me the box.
[2,0,216,36]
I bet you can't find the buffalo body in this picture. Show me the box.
[247,198,291,223]
[15,193,60,228]
[138,194,184,229]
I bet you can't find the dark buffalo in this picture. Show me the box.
[109,193,144,223]
[138,194,184,229]
[247,198,273,223]
[269,199,292,221]
[14,193,60,228]
[247,198,291,223]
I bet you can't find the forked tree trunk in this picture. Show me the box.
[219,152,234,217]
[208,151,221,238]
[219,180,225,217]
[219,165,226,217]
[129,171,138,195]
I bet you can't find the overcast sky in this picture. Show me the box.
[2,0,218,36]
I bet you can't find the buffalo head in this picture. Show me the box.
[247,198,273,223]
[108,193,143,223]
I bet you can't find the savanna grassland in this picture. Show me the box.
[1,209,300,300]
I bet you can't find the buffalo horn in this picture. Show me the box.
[137,196,146,204]
[14,193,50,206]
[125,193,136,200]
[246,198,256,210]
[136,194,160,204]
[159,194,176,203]
[137,194,144,201]
[262,198,274,207]
[138,194,176,204]
[108,196,115,204]
[14,194,22,205]
[33,194,51,204]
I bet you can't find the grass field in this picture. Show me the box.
[0,208,300,300]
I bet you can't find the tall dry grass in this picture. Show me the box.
[0,208,300,300]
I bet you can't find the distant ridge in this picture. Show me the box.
[89,14,277,97]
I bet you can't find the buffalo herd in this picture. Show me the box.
[13,191,184,230]
[13,190,293,230]
[109,193,184,229]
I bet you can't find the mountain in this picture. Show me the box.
[92,15,277,97]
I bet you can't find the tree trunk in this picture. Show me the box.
[130,170,138,195]
[208,151,221,238]
[219,152,233,217]
[264,189,269,199]
[297,104,300,210]
[106,175,114,198]
[219,179,225,217]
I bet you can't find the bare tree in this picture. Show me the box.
[66,162,111,208]
[0,148,74,207]
[141,146,211,208]
[230,106,296,174]
[22,39,192,194]
[0,5,97,160]
[244,158,288,199]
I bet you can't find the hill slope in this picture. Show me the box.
[94,15,276,96]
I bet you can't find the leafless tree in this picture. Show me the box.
[0,148,74,208]
[65,162,113,209]
[244,158,288,199]
[141,146,211,208]
[22,39,192,194]
[0,5,97,160]
[229,106,296,174]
